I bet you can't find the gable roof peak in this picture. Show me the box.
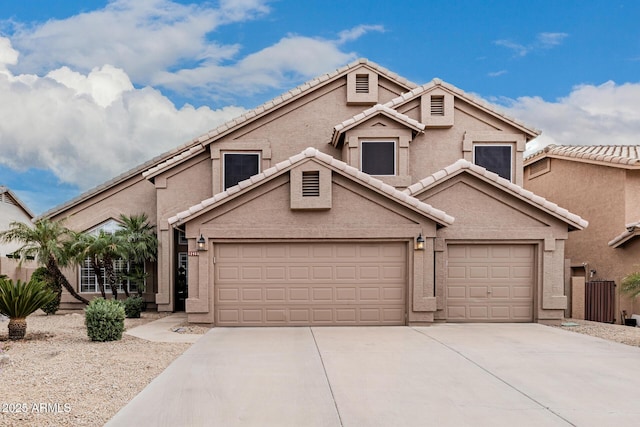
[168,147,454,227]
[404,159,588,231]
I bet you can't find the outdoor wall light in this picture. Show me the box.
[197,234,206,251]
[415,233,425,251]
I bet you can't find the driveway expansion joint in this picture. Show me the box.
[310,327,344,427]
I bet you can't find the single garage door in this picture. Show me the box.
[214,242,406,326]
[446,244,535,322]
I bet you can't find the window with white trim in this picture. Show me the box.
[223,152,260,190]
[474,145,512,181]
[79,219,143,293]
[361,141,396,175]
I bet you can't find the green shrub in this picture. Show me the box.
[85,298,125,342]
[30,267,61,315]
[123,296,144,318]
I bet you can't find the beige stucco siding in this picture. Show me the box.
[525,158,637,316]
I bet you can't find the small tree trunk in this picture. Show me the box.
[8,317,27,340]
[90,258,107,299]
[104,257,118,300]
[47,257,90,305]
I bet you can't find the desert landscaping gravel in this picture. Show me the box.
[0,311,197,426]
[1,312,639,426]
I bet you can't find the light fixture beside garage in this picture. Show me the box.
[197,234,206,251]
[415,233,425,250]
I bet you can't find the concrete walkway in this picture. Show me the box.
[108,324,640,427]
[125,313,202,343]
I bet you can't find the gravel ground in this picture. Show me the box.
[0,311,195,427]
[1,313,639,426]
[550,318,640,347]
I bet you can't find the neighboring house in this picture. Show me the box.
[42,59,586,325]
[0,186,36,282]
[524,145,640,319]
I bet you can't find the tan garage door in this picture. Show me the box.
[214,242,406,326]
[446,244,535,322]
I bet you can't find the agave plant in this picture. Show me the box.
[0,278,57,340]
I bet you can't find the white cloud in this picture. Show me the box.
[495,32,568,57]
[153,35,356,96]
[337,25,385,44]
[488,70,507,77]
[0,37,245,190]
[500,81,640,154]
[6,0,270,85]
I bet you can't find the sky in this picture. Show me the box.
[0,0,638,215]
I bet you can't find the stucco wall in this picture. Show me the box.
[525,158,639,319]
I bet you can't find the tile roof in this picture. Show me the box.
[41,59,418,219]
[168,147,454,227]
[403,159,588,230]
[383,78,540,138]
[525,145,640,167]
[143,59,419,181]
[0,186,34,219]
[330,104,426,146]
[609,220,640,248]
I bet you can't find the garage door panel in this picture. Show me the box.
[446,244,534,322]
[215,242,406,326]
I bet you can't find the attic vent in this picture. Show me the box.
[302,171,320,197]
[1,194,16,205]
[355,74,369,93]
[528,158,551,178]
[430,95,445,116]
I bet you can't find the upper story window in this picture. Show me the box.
[223,152,260,190]
[473,145,512,181]
[361,141,396,176]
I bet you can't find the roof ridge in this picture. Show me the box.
[330,104,426,146]
[404,159,588,229]
[383,79,540,137]
[525,144,640,166]
[169,147,454,226]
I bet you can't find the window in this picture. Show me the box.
[79,219,143,294]
[361,141,395,175]
[223,153,260,190]
[80,258,140,293]
[474,145,512,181]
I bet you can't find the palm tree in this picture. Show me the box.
[0,219,89,304]
[0,278,57,340]
[117,213,157,296]
[71,231,108,299]
[621,271,640,299]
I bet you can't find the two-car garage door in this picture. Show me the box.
[446,244,535,322]
[214,242,406,326]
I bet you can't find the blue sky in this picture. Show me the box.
[0,0,638,214]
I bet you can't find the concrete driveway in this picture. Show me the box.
[107,324,640,427]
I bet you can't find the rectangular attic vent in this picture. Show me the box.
[355,74,369,93]
[302,171,320,197]
[430,95,445,116]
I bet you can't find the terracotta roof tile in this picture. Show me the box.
[525,145,640,168]
[168,147,454,226]
[403,159,588,230]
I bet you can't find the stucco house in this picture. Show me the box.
[524,145,640,319]
[43,59,586,325]
[0,186,37,282]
